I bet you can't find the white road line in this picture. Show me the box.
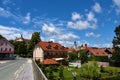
[14,62,26,80]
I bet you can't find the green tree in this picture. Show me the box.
[14,41,27,57]
[79,50,88,64]
[0,34,4,39]
[59,64,64,80]
[27,32,41,57]
[112,25,120,66]
[79,62,101,80]
[68,52,77,61]
[9,40,14,45]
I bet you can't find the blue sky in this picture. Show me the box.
[0,0,120,48]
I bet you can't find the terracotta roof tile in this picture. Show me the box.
[36,41,68,52]
[86,47,108,56]
[41,59,59,65]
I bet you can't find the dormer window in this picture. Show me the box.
[46,44,51,49]
[54,45,58,49]
[61,46,65,50]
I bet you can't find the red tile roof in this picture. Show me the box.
[36,41,68,52]
[86,47,108,56]
[41,59,59,65]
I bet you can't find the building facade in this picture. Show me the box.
[33,41,68,62]
[0,39,14,59]
[15,35,30,44]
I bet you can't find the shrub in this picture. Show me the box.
[79,61,101,80]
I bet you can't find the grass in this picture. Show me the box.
[40,62,120,80]
[101,66,120,78]
[53,66,85,80]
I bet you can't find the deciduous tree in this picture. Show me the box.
[112,25,120,66]
[27,32,41,57]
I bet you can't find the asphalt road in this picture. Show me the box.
[0,58,28,80]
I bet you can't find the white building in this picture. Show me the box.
[33,41,69,62]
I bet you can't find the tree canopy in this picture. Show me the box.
[79,50,88,64]
[79,62,101,80]
[0,34,5,39]
[113,25,120,53]
[111,25,120,66]
[27,32,41,57]
[14,41,27,57]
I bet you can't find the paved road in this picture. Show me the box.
[0,58,34,80]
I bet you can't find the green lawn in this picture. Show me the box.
[52,66,120,80]
[53,67,85,80]
[101,66,120,78]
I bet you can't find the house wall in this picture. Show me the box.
[16,39,23,41]
[0,40,14,52]
[87,51,92,57]
[33,46,44,62]
[44,51,67,59]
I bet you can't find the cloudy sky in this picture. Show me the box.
[0,0,120,48]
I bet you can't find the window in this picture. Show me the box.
[1,43,3,45]
[9,48,11,51]
[6,43,7,46]
[46,44,51,49]
[1,48,3,51]
[61,46,65,50]
[5,48,7,51]
[54,45,58,49]
[56,53,58,55]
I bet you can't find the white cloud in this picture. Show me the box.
[67,12,97,30]
[68,21,91,30]
[0,25,33,40]
[114,20,118,23]
[72,12,81,21]
[0,7,14,18]
[0,7,31,25]
[92,43,113,48]
[58,41,74,47]
[92,2,102,13]
[23,12,31,25]
[85,32,101,38]
[113,0,120,14]
[58,33,79,41]
[87,12,97,23]
[42,23,61,35]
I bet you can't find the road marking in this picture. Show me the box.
[14,62,26,80]
[0,61,8,64]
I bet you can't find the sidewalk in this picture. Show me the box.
[14,59,34,80]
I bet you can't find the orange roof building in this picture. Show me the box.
[85,47,108,56]
[41,59,59,65]
[33,41,69,62]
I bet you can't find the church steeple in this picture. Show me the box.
[21,34,23,38]
[74,41,77,49]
